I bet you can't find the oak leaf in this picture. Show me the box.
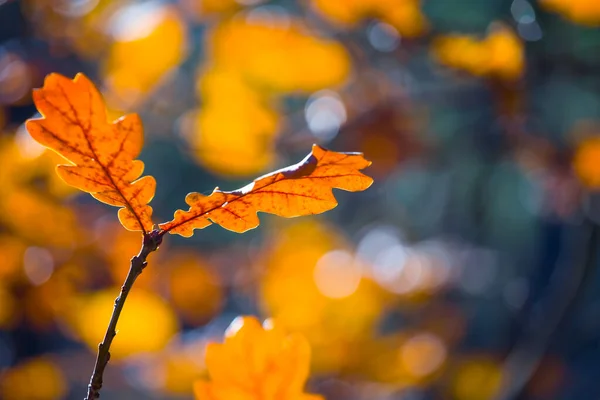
[194,316,323,400]
[159,145,373,236]
[26,73,155,233]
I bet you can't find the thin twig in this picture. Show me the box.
[84,229,162,400]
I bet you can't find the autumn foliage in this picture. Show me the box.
[161,145,372,235]
[26,73,156,233]
[27,73,372,236]
[194,316,323,400]
[23,71,372,398]
[4,0,599,398]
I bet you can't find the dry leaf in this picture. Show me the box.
[160,145,373,236]
[26,73,155,233]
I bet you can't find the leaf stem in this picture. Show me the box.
[84,229,162,400]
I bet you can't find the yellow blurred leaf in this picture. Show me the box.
[211,18,350,93]
[0,357,67,400]
[103,3,187,107]
[71,288,179,358]
[166,252,223,325]
[574,134,600,188]
[452,357,503,400]
[0,188,80,247]
[540,0,600,26]
[193,69,279,176]
[192,15,351,176]
[432,23,524,81]
[0,138,80,247]
[194,316,323,400]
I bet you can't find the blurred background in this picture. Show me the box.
[0,0,600,399]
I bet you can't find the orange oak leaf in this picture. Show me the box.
[194,316,323,400]
[159,144,373,236]
[25,73,155,233]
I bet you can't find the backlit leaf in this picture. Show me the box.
[194,316,323,400]
[26,73,156,233]
[159,145,373,236]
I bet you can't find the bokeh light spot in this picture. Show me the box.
[367,21,401,52]
[0,51,31,105]
[314,250,362,299]
[23,247,54,286]
[52,0,100,17]
[373,244,423,295]
[400,332,447,378]
[15,124,46,159]
[109,2,166,41]
[511,0,536,24]
[305,90,347,142]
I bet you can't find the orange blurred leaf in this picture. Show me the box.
[574,135,600,188]
[0,356,67,400]
[25,73,156,233]
[194,316,323,400]
[160,145,373,236]
[70,287,179,358]
[540,0,600,26]
[432,23,524,81]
